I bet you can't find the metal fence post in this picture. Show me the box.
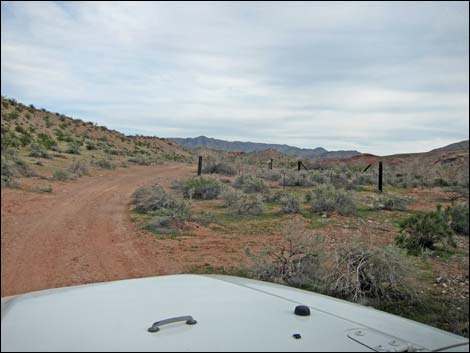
[378,161,383,192]
[197,156,202,176]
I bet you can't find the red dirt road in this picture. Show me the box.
[1,163,197,297]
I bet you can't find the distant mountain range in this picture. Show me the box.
[170,136,361,160]
[430,140,469,153]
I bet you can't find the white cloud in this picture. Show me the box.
[1,1,468,155]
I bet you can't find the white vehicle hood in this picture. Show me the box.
[1,274,469,352]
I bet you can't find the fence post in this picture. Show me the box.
[297,161,301,171]
[197,156,202,176]
[269,159,273,170]
[378,161,383,192]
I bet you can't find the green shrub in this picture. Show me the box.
[309,184,356,216]
[132,184,191,220]
[5,111,19,121]
[53,169,72,181]
[375,196,410,211]
[65,141,81,154]
[445,204,469,236]
[1,148,33,186]
[29,143,50,158]
[233,175,268,193]
[396,206,456,253]
[37,133,57,149]
[180,177,223,200]
[93,159,115,169]
[128,154,152,165]
[280,193,301,213]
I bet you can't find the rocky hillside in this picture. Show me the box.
[170,135,361,160]
[1,96,190,186]
[430,140,469,153]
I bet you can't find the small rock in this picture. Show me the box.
[442,283,448,288]
[442,290,447,294]
[436,277,443,283]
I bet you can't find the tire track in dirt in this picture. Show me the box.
[1,163,193,296]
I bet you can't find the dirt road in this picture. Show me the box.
[1,163,198,296]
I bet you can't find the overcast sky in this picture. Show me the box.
[1,1,469,155]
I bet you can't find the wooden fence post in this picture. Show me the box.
[297,161,301,171]
[269,159,273,170]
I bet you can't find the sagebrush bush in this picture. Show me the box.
[179,176,223,200]
[29,143,49,159]
[222,188,244,208]
[309,184,356,216]
[326,243,416,305]
[234,193,265,215]
[53,169,72,181]
[93,159,114,169]
[132,184,191,220]
[68,160,89,177]
[445,203,469,236]
[374,196,410,211]
[233,175,268,193]
[128,154,152,165]
[258,169,282,182]
[396,206,456,253]
[202,157,237,176]
[280,193,301,213]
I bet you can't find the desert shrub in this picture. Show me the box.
[233,193,265,215]
[93,159,115,169]
[280,193,301,213]
[128,154,152,165]
[353,174,375,186]
[1,148,33,186]
[144,216,180,235]
[132,184,191,220]
[432,177,450,187]
[248,235,325,289]
[85,143,97,150]
[326,243,416,305]
[445,203,469,236]
[222,188,244,208]
[233,175,268,193]
[37,133,57,149]
[281,171,316,187]
[68,160,89,177]
[258,169,282,182]
[180,176,223,200]
[309,184,356,216]
[374,196,410,211]
[29,143,49,159]
[5,111,19,121]
[202,157,237,176]
[53,169,72,181]
[263,190,287,203]
[65,141,81,154]
[396,206,456,254]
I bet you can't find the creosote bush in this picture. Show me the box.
[396,206,456,254]
[444,203,469,236]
